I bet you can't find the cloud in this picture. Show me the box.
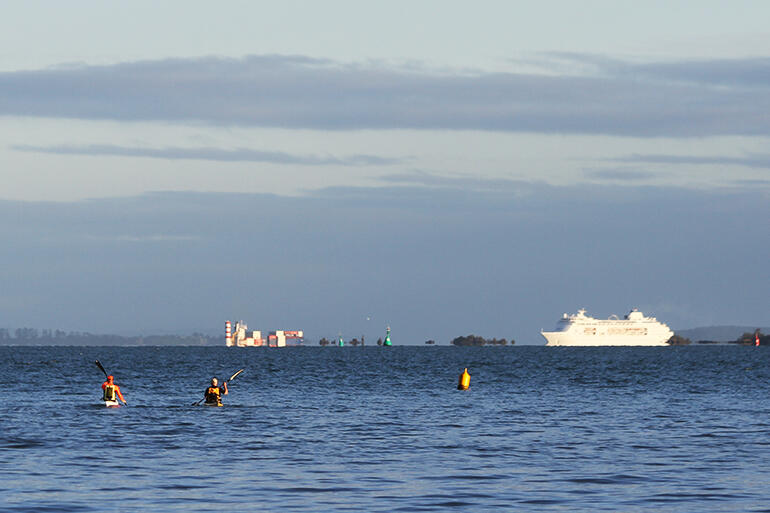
[1,54,769,136]
[612,152,770,169]
[731,178,770,187]
[533,52,770,89]
[92,234,201,243]
[307,170,715,209]
[379,170,540,192]
[582,167,658,182]
[11,143,400,166]
[304,171,550,211]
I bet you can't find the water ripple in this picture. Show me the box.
[3,345,770,512]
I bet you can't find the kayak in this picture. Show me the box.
[202,402,223,407]
[104,400,120,408]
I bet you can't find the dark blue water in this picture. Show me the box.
[2,345,770,512]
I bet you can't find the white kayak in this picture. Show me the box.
[104,400,120,408]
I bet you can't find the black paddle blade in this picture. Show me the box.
[95,360,108,378]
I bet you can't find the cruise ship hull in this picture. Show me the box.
[541,332,671,346]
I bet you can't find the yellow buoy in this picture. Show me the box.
[457,368,470,390]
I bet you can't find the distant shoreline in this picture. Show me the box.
[1,325,767,347]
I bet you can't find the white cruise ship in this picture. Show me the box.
[541,308,674,346]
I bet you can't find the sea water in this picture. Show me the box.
[2,345,770,512]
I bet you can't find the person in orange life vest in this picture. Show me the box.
[102,375,127,405]
[204,377,228,406]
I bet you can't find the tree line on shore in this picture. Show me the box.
[450,335,514,346]
[670,330,768,346]
[730,330,767,345]
[0,328,214,346]
[318,337,371,346]
[667,334,691,345]
[316,334,515,346]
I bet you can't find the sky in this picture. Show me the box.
[1,1,768,344]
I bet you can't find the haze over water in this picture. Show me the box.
[3,345,770,512]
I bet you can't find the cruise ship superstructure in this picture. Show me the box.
[541,309,673,346]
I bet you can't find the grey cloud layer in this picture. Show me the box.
[12,143,399,166]
[1,54,768,137]
[613,153,770,169]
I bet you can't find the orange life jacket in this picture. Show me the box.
[205,386,222,405]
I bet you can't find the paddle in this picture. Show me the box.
[193,368,244,406]
[95,360,127,405]
[95,360,108,379]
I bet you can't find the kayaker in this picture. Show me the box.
[204,377,228,406]
[102,375,127,405]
